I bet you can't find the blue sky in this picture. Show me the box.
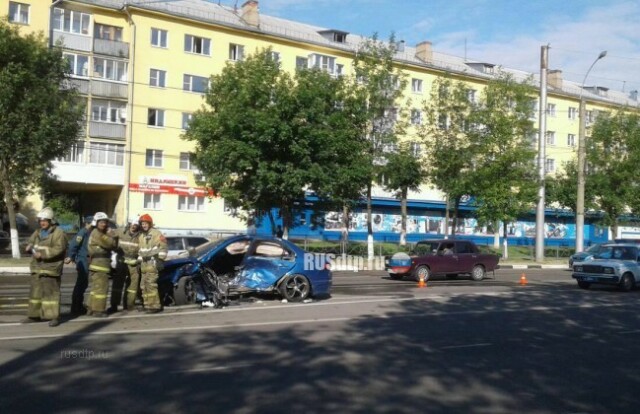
[219,0,640,94]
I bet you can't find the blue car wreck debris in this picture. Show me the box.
[158,235,332,307]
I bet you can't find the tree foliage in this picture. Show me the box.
[0,20,85,257]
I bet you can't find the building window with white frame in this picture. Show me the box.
[545,131,555,145]
[568,106,578,120]
[145,149,163,168]
[178,195,205,212]
[9,2,29,24]
[151,28,167,48]
[547,103,556,117]
[63,53,89,77]
[411,78,423,93]
[144,193,161,210]
[59,141,85,163]
[89,142,124,166]
[149,69,166,88]
[183,74,208,93]
[179,152,195,170]
[181,113,193,130]
[410,109,422,125]
[93,57,127,82]
[467,89,477,103]
[147,108,164,127]
[545,158,555,173]
[92,100,126,124]
[295,56,308,70]
[184,34,210,55]
[567,133,576,147]
[94,23,122,41]
[229,43,244,61]
[310,54,336,75]
[270,51,281,64]
[52,8,91,35]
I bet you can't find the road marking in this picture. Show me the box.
[170,363,253,373]
[619,330,640,334]
[0,304,27,309]
[440,343,492,350]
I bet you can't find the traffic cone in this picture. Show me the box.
[520,273,528,286]
[418,277,427,288]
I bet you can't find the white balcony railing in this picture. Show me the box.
[90,79,128,99]
[93,38,129,58]
[51,31,92,52]
[89,121,126,140]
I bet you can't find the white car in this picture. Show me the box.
[166,236,209,258]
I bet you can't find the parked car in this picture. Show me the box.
[166,235,210,258]
[158,235,332,306]
[568,242,607,267]
[385,239,500,282]
[572,243,640,291]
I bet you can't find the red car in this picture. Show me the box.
[386,239,500,282]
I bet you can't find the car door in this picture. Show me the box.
[454,241,475,273]
[435,241,458,273]
[235,239,297,290]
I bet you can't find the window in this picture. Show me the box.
[568,107,578,120]
[184,34,210,55]
[53,8,91,35]
[547,103,556,117]
[545,158,555,173]
[92,100,126,124]
[60,141,85,163]
[147,109,165,127]
[89,142,124,166]
[410,109,422,125]
[295,56,308,69]
[586,110,593,124]
[545,131,555,145]
[229,43,244,61]
[438,114,449,130]
[567,133,576,147]
[178,195,205,212]
[310,54,336,74]
[335,64,344,77]
[145,149,163,168]
[183,74,208,93]
[149,69,166,87]
[411,78,423,93]
[254,241,287,258]
[94,23,122,41]
[181,113,193,130]
[270,51,281,64]
[467,89,477,103]
[144,193,161,210]
[64,53,89,77]
[9,2,29,24]
[179,152,195,170]
[93,57,127,82]
[151,28,167,48]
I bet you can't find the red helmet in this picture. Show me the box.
[139,214,153,226]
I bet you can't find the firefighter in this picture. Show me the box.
[111,215,141,312]
[87,212,118,317]
[23,207,68,327]
[137,214,167,314]
[64,215,94,315]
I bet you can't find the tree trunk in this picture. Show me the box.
[443,195,450,239]
[267,210,276,236]
[1,170,21,259]
[367,182,374,263]
[281,204,290,240]
[400,187,407,246]
[493,220,500,249]
[451,196,461,238]
[502,221,509,260]
[611,221,619,241]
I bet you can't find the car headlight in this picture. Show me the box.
[574,266,583,272]
[603,267,614,274]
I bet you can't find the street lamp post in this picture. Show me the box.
[576,51,607,253]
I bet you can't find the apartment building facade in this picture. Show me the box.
[3,0,639,242]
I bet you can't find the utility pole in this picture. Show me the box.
[576,51,607,253]
[535,45,548,262]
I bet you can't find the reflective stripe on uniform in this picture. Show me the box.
[29,299,42,304]
[90,294,108,299]
[124,258,138,265]
[41,300,59,305]
[34,245,51,255]
[89,265,111,272]
[119,241,138,247]
[157,252,167,259]
[126,289,137,294]
[37,270,60,276]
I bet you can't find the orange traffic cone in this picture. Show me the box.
[418,278,427,288]
[520,273,528,286]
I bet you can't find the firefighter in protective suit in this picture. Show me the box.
[137,214,167,313]
[112,215,142,312]
[87,212,118,317]
[23,207,68,327]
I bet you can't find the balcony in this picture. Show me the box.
[89,121,126,140]
[93,38,129,59]
[51,160,124,186]
[51,31,92,52]
[68,78,90,95]
[90,79,128,99]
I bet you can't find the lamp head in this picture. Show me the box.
[597,51,607,60]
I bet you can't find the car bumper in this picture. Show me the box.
[572,273,620,285]
[386,266,412,275]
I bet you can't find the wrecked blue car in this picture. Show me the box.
[158,235,332,306]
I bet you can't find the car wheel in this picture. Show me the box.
[414,265,430,282]
[471,265,485,281]
[445,274,458,280]
[389,273,404,280]
[577,281,590,289]
[279,274,311,302]
[174,276,197,305]
[619,273,635,292]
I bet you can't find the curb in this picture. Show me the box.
[0,267,30,274]
[498,264,569,270]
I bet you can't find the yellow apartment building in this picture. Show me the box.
[2,0,639,240]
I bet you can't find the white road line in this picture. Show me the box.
[170,363,253,373]
[440,343,492,350]
[619,330,640,334]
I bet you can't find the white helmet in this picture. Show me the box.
[128,215,140,224]
[37,207,55,221]
[93,212,109,223]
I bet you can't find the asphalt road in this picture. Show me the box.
[0,268,639,413]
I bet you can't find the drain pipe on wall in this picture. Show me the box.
[123,2,137,224]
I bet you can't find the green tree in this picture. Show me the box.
[0,21,85,257]
[383,141,425,245]
[545,160,597,214]
[184,49,367,239]
[469,73,538,258]
[586,110,640,238]
[419,77,476,237]
[352,34,408,260]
